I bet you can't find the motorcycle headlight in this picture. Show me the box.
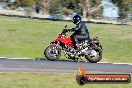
[60,34,66,38]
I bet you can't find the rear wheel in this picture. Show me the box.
[44,45,61,61]
[85,46,102,63]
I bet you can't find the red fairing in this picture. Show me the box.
[53,35,74,48]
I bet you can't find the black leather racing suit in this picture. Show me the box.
[70,21,90,48]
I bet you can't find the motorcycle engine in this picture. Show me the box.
[64,47,75,57]
[64,40,90,57]
[79,40,89,49]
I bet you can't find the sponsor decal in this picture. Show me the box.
[76,66,131,85]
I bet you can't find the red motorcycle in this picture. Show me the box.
[44,25,103,63]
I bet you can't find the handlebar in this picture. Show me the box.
[62,28,75,34]
[62,29,71,34]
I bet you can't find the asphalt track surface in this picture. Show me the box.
[0,58,132,74]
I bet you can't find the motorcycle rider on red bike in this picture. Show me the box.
[64,14,90,51]
[44,14,103,62]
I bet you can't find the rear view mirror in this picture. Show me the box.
[65,25,67,28]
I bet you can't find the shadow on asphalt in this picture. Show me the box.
[0,58,102,64]
[35,58,91,63]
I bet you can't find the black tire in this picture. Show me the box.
[44,45,61,61]
[85,46,102,63]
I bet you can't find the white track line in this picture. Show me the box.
[98,62,111,63]
[9,58,31,60]
[113,63,132,65]
[0,57,6,58]
[99,62,132,65]
[0,57,31,60]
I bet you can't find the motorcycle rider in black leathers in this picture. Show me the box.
[64,14,90,50]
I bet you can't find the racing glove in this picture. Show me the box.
[71,28,76,31]
[63,28,75,33]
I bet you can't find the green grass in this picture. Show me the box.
[0,16,132,63]
[0,72,131,88]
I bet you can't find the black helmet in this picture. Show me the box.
[72,14,81,24]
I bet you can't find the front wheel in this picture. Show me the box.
[44,45,61,61]
[85,46,102,63]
